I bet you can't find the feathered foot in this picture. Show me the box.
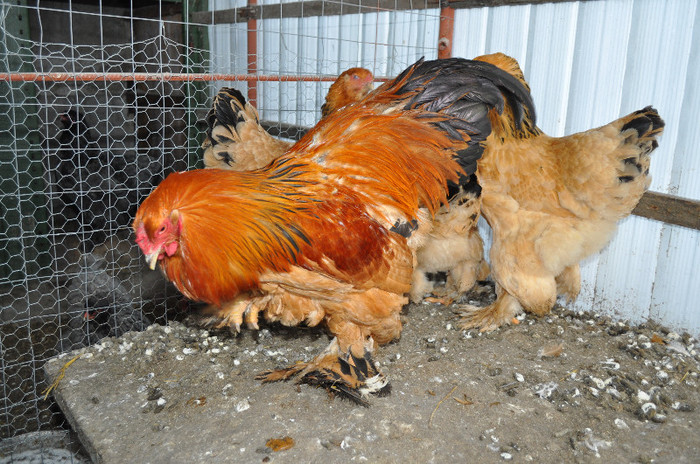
[457,292,522,332]
[555,265,581,304]
[255,338,390,406]
[199,297,265,332]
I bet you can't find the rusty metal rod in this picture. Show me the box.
[438,6,455,59]
[0,72,392,82]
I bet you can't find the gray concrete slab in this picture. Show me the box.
[44,306,700,464]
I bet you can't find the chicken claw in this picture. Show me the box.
[243,302,263,330]
[201,299,254,333]
[457,293,522,332]
[424,296,455,306]
[256,337,390,406]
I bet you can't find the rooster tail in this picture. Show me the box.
[202,88,256,168]
[209,87,257,135]
[565,106,665,221]
[613,106,664,185]
[474,53,531,92]
[383,57,536,189]
[471,53,540,140]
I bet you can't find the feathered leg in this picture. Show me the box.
[555,264,580,303]
[256,337,390,406]
[457,289,522,332]
[445,237,490,296]
[427,249,489,306]
[411,192,489,304]
[409,268,435,303]
[458,238,557,331]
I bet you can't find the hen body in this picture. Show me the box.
[459,53,665,331]
[135,57,533,402]
[202,68,373,171]
[409,175,490,304]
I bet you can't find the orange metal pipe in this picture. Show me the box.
[438,6,455,59]
[0,72,395,83]
[247,0,258,106]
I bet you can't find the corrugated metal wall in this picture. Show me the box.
[208,0,700,335]
[452,0,700,333]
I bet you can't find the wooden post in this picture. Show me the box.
[247,0,258,106]
[438,5,455,59]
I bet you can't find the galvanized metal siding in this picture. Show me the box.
[458,0,700,334]
[209,0,700,335]
[254,1,440,125]
[648,1,700,331]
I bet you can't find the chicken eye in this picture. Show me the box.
[352,74,359,80]
[157,225,166,235]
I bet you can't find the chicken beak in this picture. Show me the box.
[145,252,159,270]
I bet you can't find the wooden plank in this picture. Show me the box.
[447,0,599,8]
[632,191,700,231]
[191,0,601,24]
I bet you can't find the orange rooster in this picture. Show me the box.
[134,57,533,403]
[458,53,665,331]
[201,67,373,171]
[202,73,489,305]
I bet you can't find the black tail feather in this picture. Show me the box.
[206,87,249,141]
[381,57,535,180]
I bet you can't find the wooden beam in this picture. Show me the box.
[447,0,598,8]
[191,0,601,24]
[632,191,700,231]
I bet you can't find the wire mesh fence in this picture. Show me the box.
[2,0,698,461]
[0,3,210,442]
[0,0,440,455]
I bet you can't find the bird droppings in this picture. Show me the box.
[235,399,250,413]
[601,358,621,370]
[614,418,629,429]
[41,299,700,463]
[579,428,611,457]
[534,382,558,399]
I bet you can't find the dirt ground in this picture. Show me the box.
[38,282,700,464]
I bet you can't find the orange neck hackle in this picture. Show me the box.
[133,167,318,304]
